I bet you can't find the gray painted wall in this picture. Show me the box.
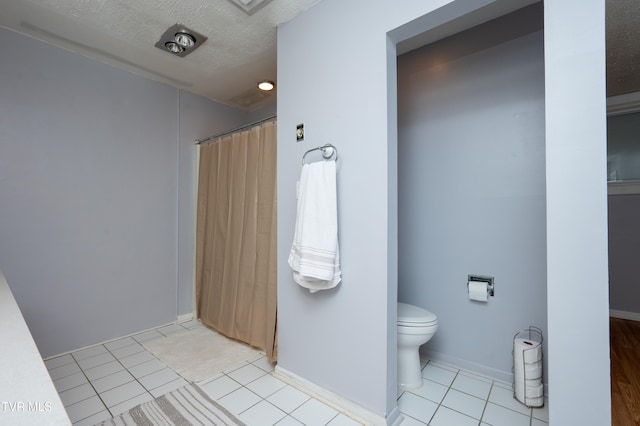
[397,7,547,381]
[277,0,541,419]
[0,27,249,357]
[608,194,640,313]
[278,0,610,423]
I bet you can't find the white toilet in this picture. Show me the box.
[397,302,438,391]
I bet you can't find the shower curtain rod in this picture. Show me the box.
[195,114,277,145]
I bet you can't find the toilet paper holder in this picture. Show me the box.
[467,274,494,297]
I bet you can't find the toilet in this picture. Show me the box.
[397,302,438,391]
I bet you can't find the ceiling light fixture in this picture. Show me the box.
[257,81,275,91]
[175,32,195,49]
[165,41,184,54]
[155,24,207,57]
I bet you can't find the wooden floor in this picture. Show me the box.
[611,317,640,426]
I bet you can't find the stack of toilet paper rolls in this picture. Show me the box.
[513,328,544,407]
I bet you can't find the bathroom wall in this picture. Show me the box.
[277,0,542,420]
[278,0,610,424]
[397,5,547,381]
[0,27,249,358]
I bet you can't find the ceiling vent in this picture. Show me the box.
[155,24,207,57]
[227,0,275,15]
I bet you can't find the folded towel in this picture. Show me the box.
[288,160,341,292]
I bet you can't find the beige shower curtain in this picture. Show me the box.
[195,119,277,362]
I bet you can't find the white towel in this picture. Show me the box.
[288,160,341,292]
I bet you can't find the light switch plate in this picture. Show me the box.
[296,124,304,142]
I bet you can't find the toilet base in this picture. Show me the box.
[397,346,423,391]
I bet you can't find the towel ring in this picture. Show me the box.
[302,144,339,165]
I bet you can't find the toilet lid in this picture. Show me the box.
[398,302,437,325]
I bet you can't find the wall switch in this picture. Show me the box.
[296,124,304,142]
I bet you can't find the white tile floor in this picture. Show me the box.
[45,321,548,426]
[398,361,549,425]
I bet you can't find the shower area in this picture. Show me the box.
[195,117,278,362]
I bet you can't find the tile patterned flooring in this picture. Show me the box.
[399,361,548,425]
[45,321,549,425]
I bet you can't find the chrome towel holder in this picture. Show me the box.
[302,143,339,165]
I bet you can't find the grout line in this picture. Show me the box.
[57,324,214,425]
[479,381,493,424]
[92,345,142,417]
[99,337,183,408]
[66,348,110,424]
[430,367,458,425]
[406,359,545,426]
[75,335,166,419]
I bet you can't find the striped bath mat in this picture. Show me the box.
[96,384,244,426]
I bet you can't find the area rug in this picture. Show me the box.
[96,383,244,425]
[142,327,262,382]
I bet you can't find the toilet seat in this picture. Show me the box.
[398,302,438,327]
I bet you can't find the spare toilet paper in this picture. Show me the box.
[526,395,544,407]
[513,336,543,407]
[515,382,544,403]
[524,361,542,379]
[468,281,488,302]
[514,338,542,363]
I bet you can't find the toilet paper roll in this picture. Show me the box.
[514,338,543,405]
[514,360,542,380]
[514,338,542,363]
[468,281,488,302]
[524,361,543,380]
[514,378,526,402]
[525,395,544,407]
[514,380,543,401]
[526,382,544,398]
[516,376,542,392]
[525,377,542,388]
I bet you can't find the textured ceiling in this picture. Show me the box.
[0,0,320,111]
[607,0,640,97]
[0,0,637,111]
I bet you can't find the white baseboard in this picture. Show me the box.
[274,366,397,426]
[386,407,404,426]
[43,320,177,360]
[610,309,640,321]
[421,349,513,384]
[177,312,194,323]
[44,315,195,360]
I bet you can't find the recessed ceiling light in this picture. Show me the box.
[175,32,195,49]
[257,81,275,91]
[165,41,184,54]
[155,24,207,57]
